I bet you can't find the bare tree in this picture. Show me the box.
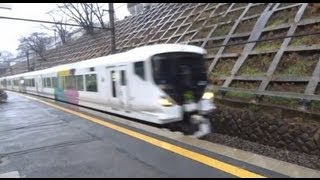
[0,51,13,75]
[17,43,32,71]
[0,51,13,61]
[17,32,51,68]
[90,3,107,29]
[41,12,72,45]
[57,3,107,35]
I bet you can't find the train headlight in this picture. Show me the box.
[158,96,174,106]
[202,92,214,100]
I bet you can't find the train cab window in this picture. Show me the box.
[120,70,126,85]
[52,77,58,88]
[134,61,145,80]
[85,74,97,92]
[76,75,84,91]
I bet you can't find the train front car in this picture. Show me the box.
[151,49,216,138]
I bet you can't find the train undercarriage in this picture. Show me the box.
[164,106,215,138]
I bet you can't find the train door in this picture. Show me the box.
[36,75,43,95]
[109,68,120,109]
[19,77,26,93]
[118,65,129,110]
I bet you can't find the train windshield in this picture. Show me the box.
[151,52,207,104]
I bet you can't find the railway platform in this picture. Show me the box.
[0,91,319,178]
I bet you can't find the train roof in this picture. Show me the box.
[1,44,206,79]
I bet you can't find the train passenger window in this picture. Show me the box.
[71,76,76,89]
[120,70,126,85]
[58,77,65,89]
[52,77,58,88]
[65,76,76,89]
[46,78,51,88]
[85,74,97,92]
[134,61,145,80]
[65,76,70,89]
[76,75,84,91]
[43,78,46,88]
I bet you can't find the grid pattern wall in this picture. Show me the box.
[5,3,320,112]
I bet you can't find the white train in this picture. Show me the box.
[0,44,216,137]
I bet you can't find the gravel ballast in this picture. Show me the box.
[202,133,320,170]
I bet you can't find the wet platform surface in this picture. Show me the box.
[0,92,316,178]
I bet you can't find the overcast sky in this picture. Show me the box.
[0,3,129,56]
